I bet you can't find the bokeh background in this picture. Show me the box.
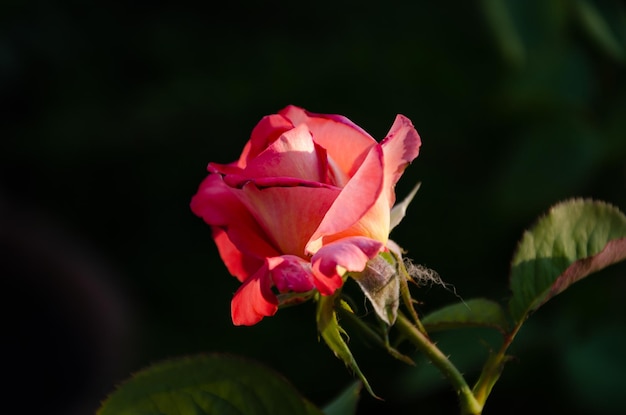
[2,1,626,414]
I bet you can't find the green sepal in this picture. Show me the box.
[390,182,421,231]
[316,293,378,398]
[352,254,400,325]
[392,250,425,334]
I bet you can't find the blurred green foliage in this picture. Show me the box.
[1,1,625,414]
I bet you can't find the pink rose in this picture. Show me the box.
[191,105,420,325]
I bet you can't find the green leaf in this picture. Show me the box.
[421,298,510,333]
[97,354,323,415]
[316,294,378,398]
[322,381,362,415]
[509,199,626,324]
[353,254,400,325]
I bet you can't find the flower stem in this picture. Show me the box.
[395,312,483,415]
[471,319,522,407]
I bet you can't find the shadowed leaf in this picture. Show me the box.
[509,199,626,323]
[422,298,510,333]
[322,381,362,415]
[97,354,323,415]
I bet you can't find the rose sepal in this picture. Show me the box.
[315,291,379,398]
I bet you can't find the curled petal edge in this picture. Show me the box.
[311,236,384,295]
[231,262,278,326]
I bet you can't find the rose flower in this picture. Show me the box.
[191,105,420,325]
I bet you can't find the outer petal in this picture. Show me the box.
[280,105,376,177]
[311,236,383,295]
[306,145,385,253]
[380,114,421,207]
[238,113,294,167]
[308,115,421,248]
[267,255,315,293]
[212,227,263,283]
[190,174,279,260]
[231,261,278,326]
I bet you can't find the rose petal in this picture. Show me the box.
[309,115,422,248]
[243,124,329,183]
[380,114,421,207]
[190,174,279,260]
[207,160,244,176]
[237,182,340,256]
[224,175,337,190]
[329,196,391,246]
[267,255,315,293]
[238,113,294,167]
[231,261,278,326]
[280,105,376,177]
[306,145,385,253]
[311,236,384,295]
[212,227,264,282]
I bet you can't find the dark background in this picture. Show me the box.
[2,1,626,414]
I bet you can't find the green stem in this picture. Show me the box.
[472,319,523,407]
[395,312,483,415]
